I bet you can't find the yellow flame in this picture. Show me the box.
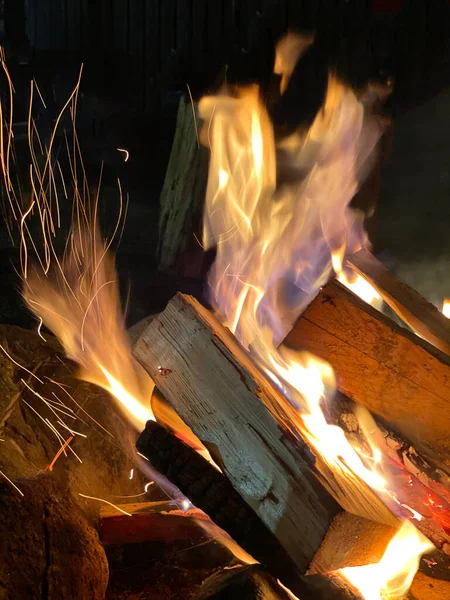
[268,348,386,492]
[331,245,382,309]
[337,269,382,310]
[340,520,433,600]
[22,226,155,430]
[200,35,425,595]
[0,59,156,430]
[442,298,450,318]
[274,32,314,94]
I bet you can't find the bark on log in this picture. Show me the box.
[284,279,450,466]
[133,293,398,576]
[347,248,450,355]
[136,419,306,593]
[158,96,209,273]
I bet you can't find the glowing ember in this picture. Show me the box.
[442,298,450,318]
[117,148,130,162]
[340,520,433,600]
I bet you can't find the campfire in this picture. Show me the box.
[1,34,450,599]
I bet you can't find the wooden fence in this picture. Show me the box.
[21,0,450,116]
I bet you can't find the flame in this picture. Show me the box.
[0,58,155,430]
[200,36,427,595]
[337,270,382,309]
[442,298,450,318]
[23,224,155,430]
[331,245,382,309]
[274,32,314,94]
[268,348,386,492]
[340,520,433,600]
[200,74,379,349]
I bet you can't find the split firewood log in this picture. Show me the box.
[136,419,306,594]
[133,293,399,583]
[284,278,450,466]
[347,248,450,356]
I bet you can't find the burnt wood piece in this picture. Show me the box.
[0,324,150,522]
[284,279,450,464]
[195,565,364,600]
[347,248,450,355]
[133,293,398,575]
[328,395,450,560]
[136,419,306,594]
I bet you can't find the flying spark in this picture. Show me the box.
[78,493,132,516]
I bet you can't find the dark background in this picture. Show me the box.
[2,0,450,327]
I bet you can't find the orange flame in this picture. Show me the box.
[23,224,155,430]
[331,245,382,309]
[340,520,433,600]
[337,270,382,309]
[200,35,425,594]
[0,59,156,430]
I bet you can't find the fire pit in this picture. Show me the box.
[1,32,450,600]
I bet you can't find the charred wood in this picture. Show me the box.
[136,419,306,594]
[195,565,364,600]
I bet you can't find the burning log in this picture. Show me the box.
[157,95,209,273]
[133,293,399,577]
[284,278,450,464]
[136,420,405,598]
[347,248,450,356]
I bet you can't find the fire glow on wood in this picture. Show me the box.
[0,36,439,598]
[443,299,450,318]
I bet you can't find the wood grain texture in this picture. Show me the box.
[284,279,450,466]
[309,512,450,600]
[347,248,450,355]
[309,512,397,574]
[133,293,397,573]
